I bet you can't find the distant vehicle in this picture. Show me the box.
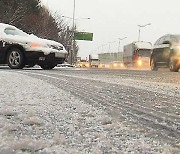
[151,34,180,72]
[77,58,89,68]
[123,42,152,67]
[89,54,100,68]
[112,61,124,68]
[0,23,67,69]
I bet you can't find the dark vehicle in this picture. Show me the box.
[151,34,180,72]
[0,23,67,69]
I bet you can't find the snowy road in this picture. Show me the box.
[0,67,179,153]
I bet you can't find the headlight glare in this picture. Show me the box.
[137,60,142,66]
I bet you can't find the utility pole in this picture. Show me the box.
[108,41,116,53]
[138,23,151,41]
[101,44,106,53]
[118,37,127,52]
[70,0,76,65]
[64,0,90,64]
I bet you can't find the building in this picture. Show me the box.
[98,52,123,63]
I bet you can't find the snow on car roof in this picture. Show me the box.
[0,23,17,34]
[154,34,180,46]
[0,23,62,46]
[0,23,17,29]
[168,34,180,45]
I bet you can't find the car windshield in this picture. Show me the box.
[4,28,28,37]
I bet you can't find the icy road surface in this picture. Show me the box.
[0,68,179,153]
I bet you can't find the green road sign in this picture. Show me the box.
[75,32,93,41]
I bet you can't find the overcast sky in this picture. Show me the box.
[41,0,180,58]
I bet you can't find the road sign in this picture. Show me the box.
[75,32,93,41]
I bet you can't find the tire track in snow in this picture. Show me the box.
[17,70,180,147]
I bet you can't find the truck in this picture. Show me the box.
[89,54,100,68]
[77,58,89,68]
[123,42,152,67]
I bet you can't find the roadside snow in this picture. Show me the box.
[0,71,178,153]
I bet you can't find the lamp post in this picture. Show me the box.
[118,37,127,52]
[61,1,76,65]
[71,0,76,65]
[138,23,151,41]
[101,44,107,53]
[62,0,90,65]
[108,41,116,52]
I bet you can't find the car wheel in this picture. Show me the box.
[151,58,158,71]
[40,64,56,70]
[7,48,25,69]
[169,57,179,72]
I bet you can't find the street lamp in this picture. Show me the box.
[108,41,116,52]
[118,37,127,52]
[101,44,107,53]
[71,0,76,65]
[62,0,90,65]
[138,23,151,41]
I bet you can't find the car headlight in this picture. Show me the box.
[85,63,90,67]
[99,64,103,68]
[30,43,48,48]
[31,43,42,47]
[106,64,110,68]
[137,60,142,66]
[113,63,117,67]
[120,63,124,67]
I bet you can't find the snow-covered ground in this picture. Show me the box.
[43,68,180,98]
[0,71,179,153]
